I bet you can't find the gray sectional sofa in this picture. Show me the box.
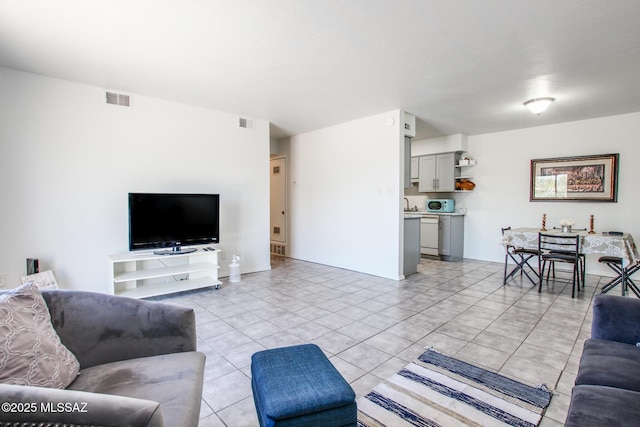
[565,294,640,426]
[0,288,205,427]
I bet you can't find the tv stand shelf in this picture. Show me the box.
[108,249,221,298]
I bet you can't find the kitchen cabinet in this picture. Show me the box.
[404,137,411,188]
[418,153,455,192]
[439,215,464,261]
[403,216,420,275]
[410,157,419,182]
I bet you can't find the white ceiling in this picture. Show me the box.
[1,0,639,140]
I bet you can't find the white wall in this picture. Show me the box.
[0,67,271,292]
[283,110,404,279]
[460,112,640,275]
[412,134,468,156]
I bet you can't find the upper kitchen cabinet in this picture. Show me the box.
[410,157,419,182]
[418,153,455,192]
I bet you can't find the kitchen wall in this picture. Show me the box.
[412,134,468,156]
[411,111,640,276]
[278,110,404,280]
[0,67,272,292]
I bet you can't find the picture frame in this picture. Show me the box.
[530,153,619,202]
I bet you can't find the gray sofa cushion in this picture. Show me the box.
[576,339,640,392]
[67,350,205,427]
[43,290,197,369]
[565,385,640,427]
[591,294,640,345]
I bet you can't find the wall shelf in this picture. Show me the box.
[454,156,475,191]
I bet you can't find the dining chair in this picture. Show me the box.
[549,227,587,283]
[538,232,582,298]
[599,256,640,297]
[502,227,540,286]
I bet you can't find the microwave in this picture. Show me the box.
[426,199,455,213]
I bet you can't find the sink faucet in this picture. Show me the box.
[404,198,409,211]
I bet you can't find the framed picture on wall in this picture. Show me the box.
[530,153,619,202]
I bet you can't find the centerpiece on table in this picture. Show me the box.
[560,219,575,233]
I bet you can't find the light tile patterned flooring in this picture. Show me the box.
[158,256,609,426]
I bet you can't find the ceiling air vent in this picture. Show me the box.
[106,91,131,107]
[238,117,254,130]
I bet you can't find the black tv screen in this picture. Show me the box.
[128,193,220,253]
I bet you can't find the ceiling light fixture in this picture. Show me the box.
[524,97,555,115]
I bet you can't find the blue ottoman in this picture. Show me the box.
[251,344,357,427]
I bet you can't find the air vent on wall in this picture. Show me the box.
[238,117,254,130]
[106,91,131,107]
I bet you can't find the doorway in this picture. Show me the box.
[270,156,287,256]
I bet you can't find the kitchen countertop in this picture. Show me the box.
[404,211,466,217]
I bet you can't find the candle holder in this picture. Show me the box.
[541,213,547,231]
[589,214,595,234]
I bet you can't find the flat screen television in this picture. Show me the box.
[128,193,220,254]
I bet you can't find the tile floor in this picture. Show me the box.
[157,256,608,426]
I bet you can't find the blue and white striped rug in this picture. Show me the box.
[358,349,553,427]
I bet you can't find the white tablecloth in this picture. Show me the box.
[501,228,640,263]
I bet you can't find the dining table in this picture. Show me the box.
[501,228,640,263]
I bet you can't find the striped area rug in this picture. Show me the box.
[358,349,553,427]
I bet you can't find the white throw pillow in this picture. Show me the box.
[0,283,80,388]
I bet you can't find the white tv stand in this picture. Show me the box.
[108,248,221,298]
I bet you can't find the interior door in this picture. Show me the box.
[270,157,286,244]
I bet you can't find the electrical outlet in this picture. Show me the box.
[0,274,6,288]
